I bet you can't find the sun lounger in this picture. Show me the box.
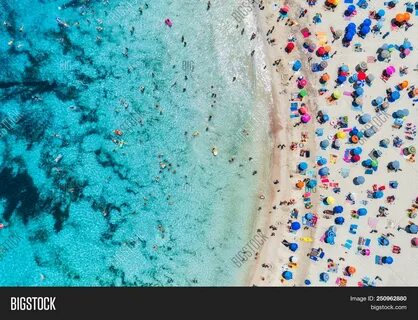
[375,255,383,265]
[343,239,353,249]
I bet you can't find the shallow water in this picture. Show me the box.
[0,0,271,286]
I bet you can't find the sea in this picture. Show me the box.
[0,0,272,286]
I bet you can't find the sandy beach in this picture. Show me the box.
[246,0,418,286]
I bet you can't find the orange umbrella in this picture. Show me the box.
[395,13,404,22]
[403,12,411,21]
[321,73,330,81]
[348,266,356,275]
[400,80,409,89]
[324,45,332,52]
[296,181,305,189]
[351,135,359,143]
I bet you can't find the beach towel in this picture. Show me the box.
[300,27,311,38]
[316,32,327,45]
[344,0,354,3]
[330,154,338,164]
[367,56,376,63]
[368,217,378,229]
[349,224,358,234]
[344,239,353,249]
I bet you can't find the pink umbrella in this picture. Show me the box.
[412,237,418,247]
[298,79,308,88]
[301,114,311,123]
[362,248,371,256]
[403,48,411,56]
[386,66,396,75]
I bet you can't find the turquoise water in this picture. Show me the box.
[0,0,271,285]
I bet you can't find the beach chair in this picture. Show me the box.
[349,224,358,234]
[343,239,353,250]
[375,255,383,265]
[365,169,373,175]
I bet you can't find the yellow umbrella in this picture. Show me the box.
[332,90,342,99]
[336,131,346,139]
[326,196,335,205]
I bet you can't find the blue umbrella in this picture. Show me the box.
[340,64,349,72]
[389,91,400,102]
[388,160,400,170]
[378,236,390,246]
[317,157,327,166]
[355,87,364,96]
[333,205,344,214]
[326,236,335,244]
[408,224,418,234]
[363,19,372,27]
[304,279,311,285]
[359,113,371,124]
[375,96,384,105]
[320,139,330,149]
[346,23,356,32]
[403,40,412,49]
[352,147,362,155]
[298,162,308,171]
[350,127,359,136]
[359,25,370,36]
[291,221,301,231]
[307,179,317,189]
[373,191,384,199]
[357,208,368,216]
[321,114,330,122]
[389,181,398,188]
[293,60,302,71]
[380,139,389,148]
[353,176,365,185]
[362,159,372,167]
[305,213,314,220]
[282,271,293,280]
[382,256,393,264]
[394,119,403,127]
[345,5,356,16]
[377,9,385,18]
[318,167,330,176]
[344,32,355,42]
[336,75,347,84]
[335,217,345,225]
[289,243,298,252]
[320,272,329,282]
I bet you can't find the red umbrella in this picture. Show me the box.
[317,47,326,56]
[352,155,361,162]
[285,42,295,53]
[299,106,308,114]
[358,71,367,81]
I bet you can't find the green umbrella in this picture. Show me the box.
[299,89,308,97]
[408,146,416,155]
[371,159,378,167]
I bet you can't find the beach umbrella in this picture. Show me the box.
[403,12,411,21]
[299,106,308,114]
[345,5,356,16]
[343,31,355,42]
[407,146,416,155]
[351,154,361,162]
[304,279,311,285]
[357,208,367,216]
[398,80,409,90]
[354,87,364,97]
[382,256,393,264]
[336,131,346,139]
[333,205,344,214]
[364,128,375,138]
[362,159,372,167]
[333,139,341,149]
[321,114,330,122]
[388,160,400,170]
[380,139,390,148]
[292,60,302,71]
[347,266,356,275]
[403,40,412,49]
[378,236,390,246]
[298,79,308,88]
[296,181,305,189]
[285,42,295,53]
[380,50,390,59]
[350,127,359,136]
[350,135,359,144]
[359,61,368,71]
[317,157,327,166]
[359,113,371,124]
[320,73,330,83]
[291,221,301,231]
[389,181,398,188]
[336,75,347,84]
[366,74,375,83]
[389,91,400,102]
[394,118,403,127]
[353,176,365,185]
[320,272,329,282]
[346,23,356,32]
[352,147,362,155]
[412,238,418,247]
[326,196,335,205]
[340,64,349,73]
[301,114,311,123]
[299,89,308,98]
[289,256,298,263]
[319,167,330,176]
[320,139,330,149]
[335,217,345,225]
[386,66,396,75]
[359,25,370,36]
[373,191,384,199]
[298,162,308,171]
[332,90,341,99]
[282,271,293,280]
[317,46,326,56]
[306,180,317,189]
[289,243,298,252]
[375,96,384,105]
[357,72,367,81]
[395,13,404,23]
[319,61,328,70]
[376,9,385,19]
[371,159,379,168]
[363,18,372,26]
[408,224,418,234]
